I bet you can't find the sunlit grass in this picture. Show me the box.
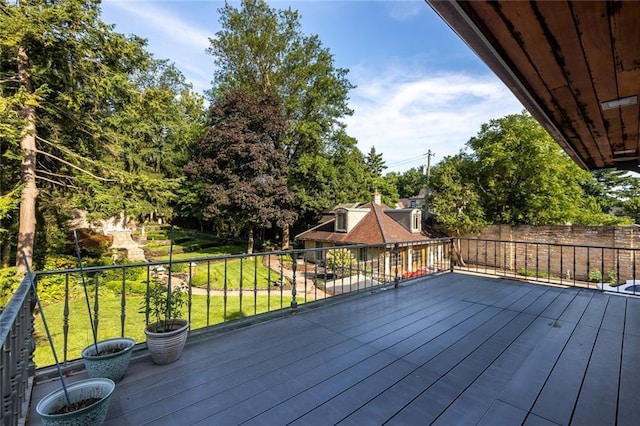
[189,256,286,289]
[153,245,244,261]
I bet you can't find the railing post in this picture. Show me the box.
[291,253,298,312]
[450,238,455,272]
[394,243,400,287]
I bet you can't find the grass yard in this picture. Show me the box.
[34,292,290,368]
[153,244,245,261]
[189,256,287,290]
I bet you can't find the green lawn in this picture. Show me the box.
[154,244,245,261]
[189,256,287,289]
[34,293,289,368]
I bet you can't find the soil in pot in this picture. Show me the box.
[36,378,115,426]
[52,398,101,414]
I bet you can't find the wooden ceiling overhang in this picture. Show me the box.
[426,1,640,171]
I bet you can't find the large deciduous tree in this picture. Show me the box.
[429,154,485,265]
[467,112,613,225]
[184,90,294,253]
[389,166,427,199]
[207,0,357,245]
[429,112,628,239]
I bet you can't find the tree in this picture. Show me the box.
[207,0,356,245]
[429,112,628,245]
[429,154,486,265]
[184,89,294,253]
[1,0,149,270]
[467,112,604,225]
[581,169,631,213]
[387,166,426,198]
[365,146,387,177]
[1,1,204,269]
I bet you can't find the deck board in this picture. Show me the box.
[27,273,639,425]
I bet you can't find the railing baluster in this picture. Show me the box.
[394,243,400,288]
[560,245,564,285]
[239,257,243,316]
[291,253,298,311]
[120,270,126,337]
[279,255,284,309]
[95,271,100,339]
[63,274,70,363]
[206,260,211,326]
[253,256,258,316]
[188,262,193,327]
[223,258,228,322]
[267,254,271,313]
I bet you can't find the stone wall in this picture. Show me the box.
[460,225,640,283]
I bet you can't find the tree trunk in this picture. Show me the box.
[247,223,254,254]
[2,237,11,268]
[281,225,290,250]
[15,46,38,273]
[453,238,466,267]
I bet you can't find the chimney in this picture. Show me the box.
[373,190,381,205]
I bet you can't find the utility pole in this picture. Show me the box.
[424,149,435,217]
[425,149,435,187]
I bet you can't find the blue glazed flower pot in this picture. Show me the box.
[36,378,115,426]
[81,337,135,382]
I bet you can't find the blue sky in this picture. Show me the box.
[101,0,524,173]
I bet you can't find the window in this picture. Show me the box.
[412,249,422,266]
[336,212,347,232]
[412,211,421,232]
[391,251,403,268]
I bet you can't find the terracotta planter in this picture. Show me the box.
[81,337,136,382]
[144,318,189,364]
[36,378,115,426]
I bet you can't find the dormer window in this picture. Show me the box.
[336,211,347,232]
[412,211,421,232]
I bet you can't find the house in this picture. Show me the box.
[295,192,441,278]
[397,187,428,209]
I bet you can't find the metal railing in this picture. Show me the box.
[23,239,451,371]
[455,237,640,294]
[9,235,640,424]
[0,273,34,426]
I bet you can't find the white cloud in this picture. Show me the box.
[344,66,524,172]
[104,1,212,51]
[387,1,424,21]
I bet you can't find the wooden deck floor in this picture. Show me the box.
[28,273,640,425]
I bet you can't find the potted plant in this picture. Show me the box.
[35,378,115,426]
[72,231,136,382]
[81,336,136,382]
[141,280,189,364]
[23,252,115,425]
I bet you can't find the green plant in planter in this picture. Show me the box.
[140,281,190,364]
[140,282,187,332]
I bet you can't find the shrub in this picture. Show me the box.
[517,268,555,279]
[326,248,356,271]
[279,254,293,269]
[588,269,602,283]
[606,269,618,285]
[0,267,21,313]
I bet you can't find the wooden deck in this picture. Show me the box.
[28,273,640,425]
